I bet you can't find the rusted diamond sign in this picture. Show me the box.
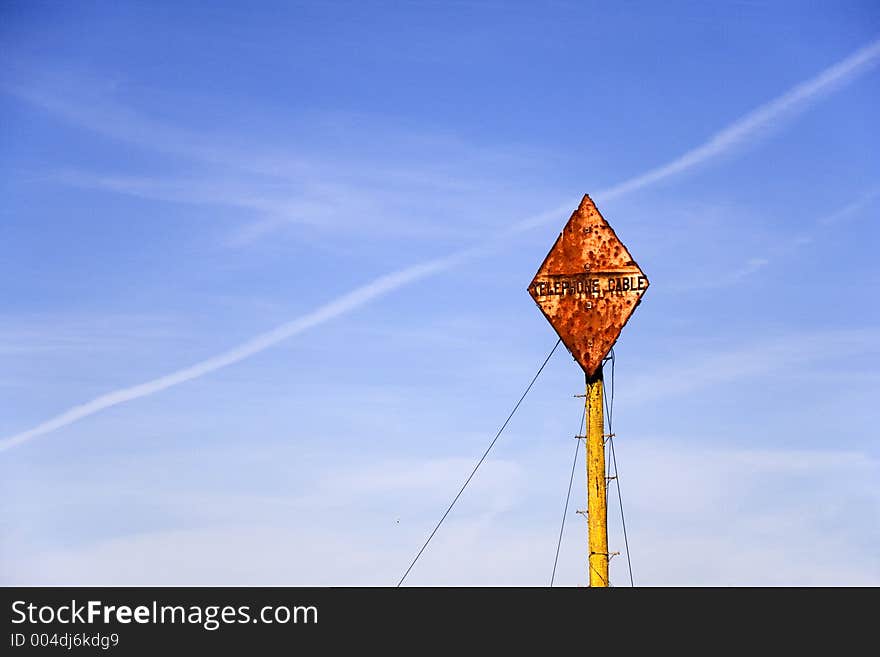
[528,195,649,376]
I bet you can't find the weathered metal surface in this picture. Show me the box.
[528,195,649,376]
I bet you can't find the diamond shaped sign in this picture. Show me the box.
[528,195,649,376]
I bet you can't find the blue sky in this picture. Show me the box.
[1,1,878,585]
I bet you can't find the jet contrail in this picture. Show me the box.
[0,248,482,452]
[511,37,880,234]
[3,38,879,452]
[594,38,880,202]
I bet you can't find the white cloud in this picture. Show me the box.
[607,440,880,586]
[3,443,876,586]
[623,328,880,403]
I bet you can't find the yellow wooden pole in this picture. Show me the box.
[586,367,609,587]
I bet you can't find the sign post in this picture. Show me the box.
[528,195,649,587]
[585,369,608,586]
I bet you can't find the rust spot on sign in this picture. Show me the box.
[528,195,649,376]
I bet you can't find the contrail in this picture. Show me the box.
[511,37,880,234]
[3,38,879,451]
[0,249,482,452]
[594,38,880,202]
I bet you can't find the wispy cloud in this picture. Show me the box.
[52,169,491,245]
[672,184,879,291]
[8,74,548,244]
[603,440,880,586]
[4,441,876,585]
[13,38,880,243]
[815,186,880,227]
[6,78,311,178]
[623,328,880,403]
[3,38,879,451]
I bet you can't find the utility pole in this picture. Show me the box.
[528,194,649,587]
[585,368,608,587]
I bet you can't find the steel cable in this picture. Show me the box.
[397,338,562,587]
[603,349,634,586]
[550,406,585,586]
